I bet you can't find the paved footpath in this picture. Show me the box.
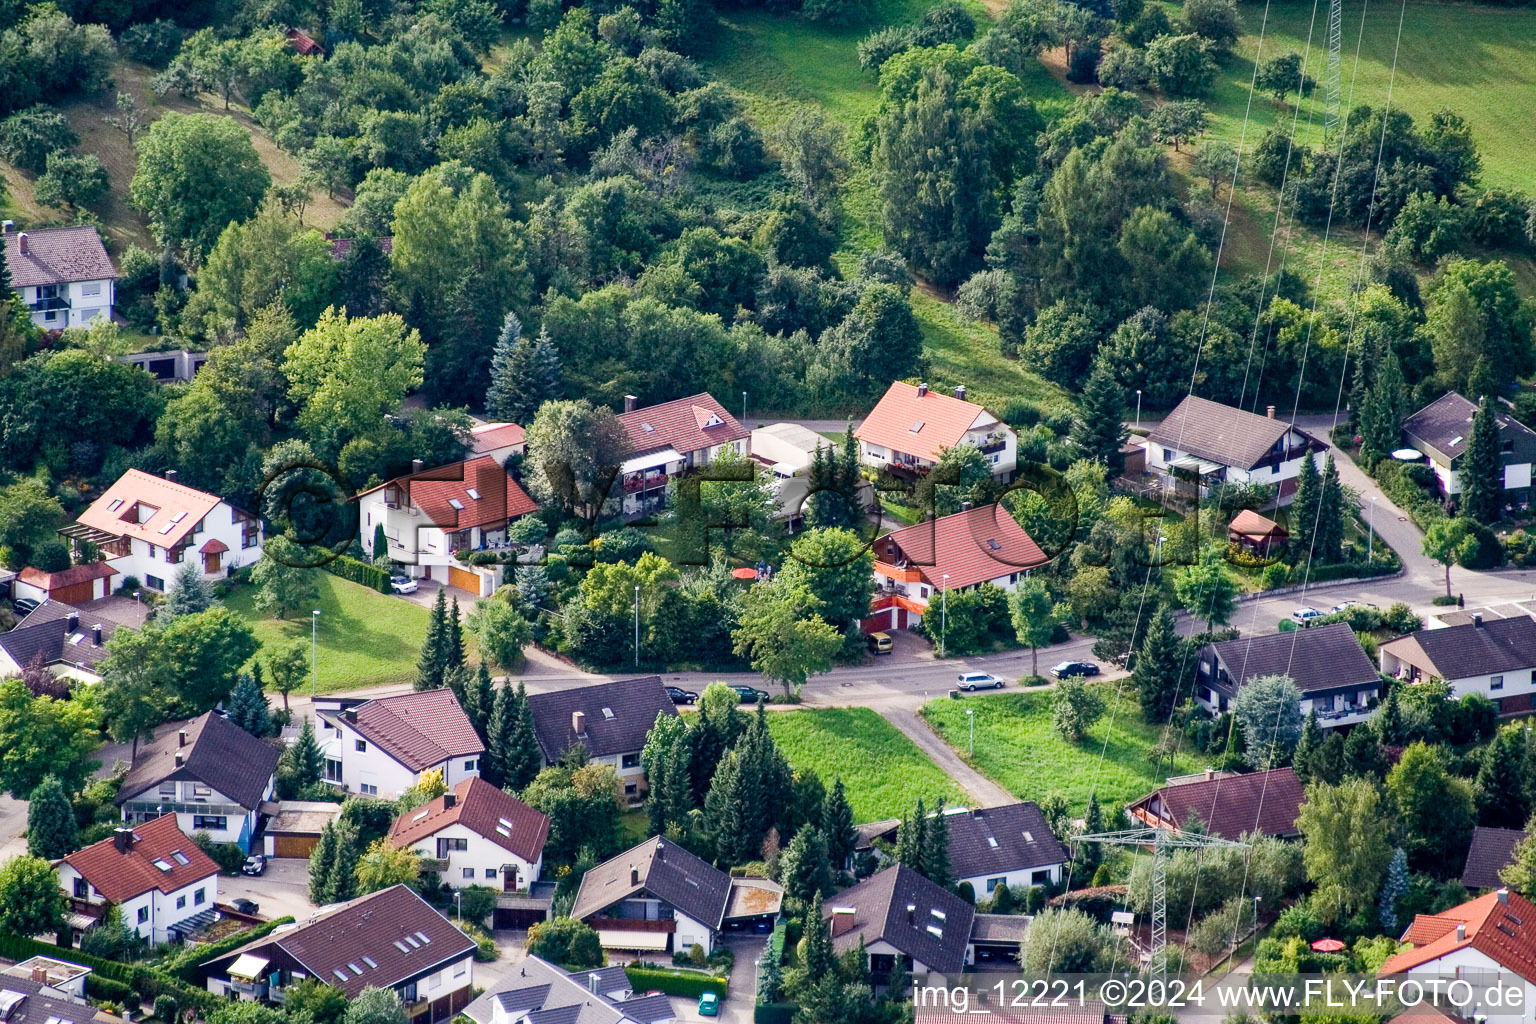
[880,706,1015,809]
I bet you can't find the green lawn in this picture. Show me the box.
[765,707,967,821]
[226,572,437,692]
[919,687,1202,815]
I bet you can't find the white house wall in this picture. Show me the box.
[18,278,114,329]
[399,822,541,890]
[1404,946,1536,1023]
[322,716,480,799]
[958,864,1062,897]
[104,501,263,593]
[56,861,216,944]
[120,777,272,853]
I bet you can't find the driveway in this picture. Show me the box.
[214,857,316,923]
[664,935,765,1024]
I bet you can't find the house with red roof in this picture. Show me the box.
[468,422,526,465]
[68,469,263,594]
[56,815,220,945]
[855,382,1017,481]
[10,561,116,607]
[3,221,116,329]
[615,393,749,518]
[390,777,549,892]
[1381,888,1536,1012]
[863,504,1046,633]
[1126,767,1305,839]
[357,456,538,595]
[318,689,485,801]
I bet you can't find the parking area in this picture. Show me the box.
[213,857,316,923]
[664,935,765,1024]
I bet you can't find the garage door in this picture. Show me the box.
[493,906,548,929]
[52,581,95,606]
[273,834,319,858]
[448,565,481,595]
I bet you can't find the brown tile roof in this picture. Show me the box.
[1402,391,1536,465]
[359,456,537,532]
[340,689,484,772]
[1148,396,1323,471]
[525,676,676,762]
[1462,826,1524,891]
[1381,616,1536,681]
[823,864,975,974]
[854,382,998,463]
[945,802,1069,881]
[1128,767,1305,839]
[1382,890,1536,979]
[205,885,477,999]
[1229,509,1286,538]
[4,226,117,288]
[872,504,1047,591]
[117,712,281,811]
[61,814,218,903]
[1204,622,1380,697]
[76,469,225,551]
[285,27,323,54]
[0,599,119,671]
[572,836,732,929]
[470,422,526,454]
[617,393,748,458]
[390,776,549,863]
[327,235,392,258]
[17,561,117,592]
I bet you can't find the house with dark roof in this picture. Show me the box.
[1380,888,1536,1000]
[390,776,549,892]
[56,815,221,944]
[1127,768,1305,839]
[1380,614,1536,714]
[570,837,780,956]
[358,456,538,597]
[854,382,1017,481]
[0,601,120,683]
[1144,396,1326,505]
[2,221,116,329]
[525,678,677,805]
[318,689,485,801]
[203,884,478,1023]
[1195,622,1383,728]
[116,713,280,854]
[864,504,1046,633]
[0,958,119,1024]
[945,803,1069,896]
[1403,392,1536,507]
[462,955,675,1024]
[615,393,749,518]
[1462,826,1524,891]
[69,468,263,593]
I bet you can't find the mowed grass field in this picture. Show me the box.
[764,707,968,821]
[226,572,443,692]
[920,688,1203,815]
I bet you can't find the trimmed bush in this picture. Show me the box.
[0,931,215,1011]
[86,974,136,1004]
[160,917,294,981]
[324,555,391,594]
[623,965,727,998]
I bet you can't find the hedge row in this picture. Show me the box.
[324,555,391,594]
[85,974,136,1004]
[623,965,728,998]
[0,932,215,1011]
[159,916,294,981]
[754,1003,795,1024]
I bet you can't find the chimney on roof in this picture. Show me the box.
[166,470,177,484]
[624,395,638,413]
[66,612,79,634]
[1266,405,1276,419]
[917,383,928,398]
[1456,922,1467,941]
[1474,613,1484,628]
[411,458,424,475]
[831,908,856,937]
[1499,888,1510,904]
[954,385,966,401]
[178,728,188,748]
[630,866,639,886]
[174,752,185,768]
[443,793,457,809]
[31,965,46,984]
[960,500,972,512]
[1204,767,1215,781]
[92,624,103,646]
[572,710,586,735]
[1,221,13,234]
[16,232,26,256]
[113,827,134,854]
[587,974,600,995]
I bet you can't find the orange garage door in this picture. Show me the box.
[448,565,481,595]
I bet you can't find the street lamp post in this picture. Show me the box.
[1135,390,1142,432]
[634,585,640,668]
[940,574,949,659]
[966,708,974,756]
[742,391,747,426]
[455,891,462,928]
[310,609,321,696]
[1368,496,1377,560]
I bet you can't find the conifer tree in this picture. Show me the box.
[373,523,388,561]
[780,825,832,901]
[1378,847,1408,931]
[1077,793,1104,875]
[157,564,217,623]
[921,799,951,886]
[1317,454,1346,563]
[506,682,542,791]
[1291,454,1321,556]
[226,669,274,737]
[1475,725,1533,829]
[308,821,339,903]
[416,589,448,691]
[278,717,324,796]
[1358,349,1407,465]
[821,779,856,870]
[1131,606,1183,723]
[896,798,925,868]
[446,596,465,674]
[706,748,754,864]
[329,824,359,903]
[801,891,836,983]
[1343,725,1388,779]
[1462,397,1504,525]
[1293,710,1322,785]
[1376,688,1404,745]
[483,682,513,788]
[485,311,523,420]
[469,662,494,738]
[1071,357,1131,473]
[26,776,77,859]
[486,314,564,425]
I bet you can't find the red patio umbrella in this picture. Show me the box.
[731,567,759,580]
[1310,938,1346,952]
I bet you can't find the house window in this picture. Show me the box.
[454,961,467,978]
[176,895,186,910]
[1163,448,1175,462]
[169,541,188,564]
[235,509,259,549]
[621,753,640,770]
[1030,869,1053,886]
[919,586,929,599]
[145,574,165,592]
[438,838,468,855]
[194,888,206,905]
[355,739,368,752]
[137,907,149,923]
[485,869,497,879]
[624,782,638,797]
[73,877,88,899]
[464,759,477,772]
[193,815,227,831]
[82,282,103,296]
[325,759,342,783]
[360,782,378,796]
[986,877,1006,893]
[159,782,177,799]
[1492,675,1505,691]
[463,868,475,879]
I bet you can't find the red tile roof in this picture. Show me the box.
[872,504,1047,590]
[854,382,997,463]
[18,561,116,591]
[1229,509,1286,538]
[360,456,537,532]
[390,776,549,862]
[337,689,484,773]
[199,538,229,554]
[4,226,117,289]
[1128,767,1305,839]
[61,814,219,903]
[470,422,526,454]
[76,469,224,550]
[1382,890,1536,981]
[617,393,748,458]
[285,27,323,54]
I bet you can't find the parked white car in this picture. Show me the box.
[1331,600,1379,615]
[390,574,419,595]
[956,672,1005,691]
[1291,607,1325,625]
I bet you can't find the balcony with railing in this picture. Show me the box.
[970,432,1009,456]
[623,470,669,494]
[28,294,70,313]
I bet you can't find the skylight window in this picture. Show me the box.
[413,810,429,821]
[362,957,377,969]
[496,826,510,837]
[926,925,943,938]
[348,964,363,976]
[466,488,481,500]
[153,859,173,872]
[641,423,655,433]
[1450,435,1464,446]
[334,971,349,982]
[498,818,514,829]
[448,498,464,510]
[415,932,431,944]
[106,499,123,512]
[158,523,176,534]
[171,851,190,865]
[602,707,615,719]
[171,511,187,523]
[1022,831,1034,842]
[69,635,84,645]
[987,539,1001,551]
[394,941,410,953]
[931,909,946,920]
[405,936,420,948]
[909,421,924,433]
[986,837,998,848]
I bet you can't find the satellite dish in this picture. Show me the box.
[1391,448,1424,461]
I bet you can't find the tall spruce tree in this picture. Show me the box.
[1358,349,1407,465]
[506,682,542,790]
[1462,397,1504,525]
[1071,357,1131,474]
[416,589,448,691]
[1131,606,1183,723]
[483,682,514,788]
[802,892,836,982]
[822,778,856,869]
[1293,710,1322,785]
[468,662,494,738]
[484,311,523,420]
[920,799,951,886]
[308,821,340,903]
[226,669,274,737]
[26,776,78,859]
[1317,454,1346,563]
[896,798,925,868]
[1378,847,1408,931]
[329,824,359,902]
[1077,793,1104,875]
[1291,454,1321,556]
[643,713,694,836]
[1475,726,1533,828]
[445,597,465,674]
[486,314,563,425]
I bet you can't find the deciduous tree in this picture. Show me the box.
[131,112,270,262]
[0,855,66,937]
[26,775,77,859]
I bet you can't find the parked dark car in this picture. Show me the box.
[241,855,266,877]
[11,597,39,617]
[729,685,771,705]
[1051,660,1101,680]
[666,686,699,705]
[231,898,260,915]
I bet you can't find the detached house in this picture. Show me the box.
[571,837,781,956]
[463,956,675,1024]
[1195,622,1382,727]
[525,677,677,804]
[359,456,538,596]
[864,504,1047,633]
[3,222,116,329]
[945,803,1070,895]
[70,469,263,593]
[1379,614,1536,714]
[468,422,527,465]
[319,689,485,800]
[1128,767,1305,839]
[116,713,280,854]
[0,602,121,683]
[203,884,478,1024]
[57,815,221,945]
[855,382,1017,480]
[1403,392,1536,507]
[1144,396,1327,504]
[1380,888,1536,1015]
[390,777,549,892]
[615,394,750,518]
[1462,826,1524,892]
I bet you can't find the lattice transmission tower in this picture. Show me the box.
[1324,0,1344,136]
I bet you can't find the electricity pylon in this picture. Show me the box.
[1324,0,1344,137]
